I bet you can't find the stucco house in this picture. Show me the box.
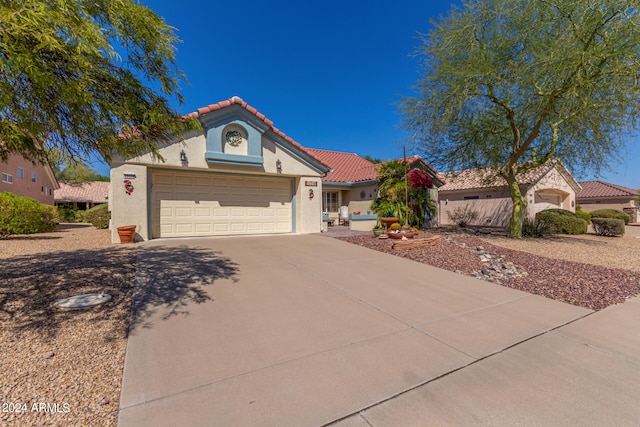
[108,96,330,242]
[439,159,581,227]
[0,153,59,204]
[577,180,639,223]
[54,181,110,210]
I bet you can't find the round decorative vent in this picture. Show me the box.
[225,130,242,147]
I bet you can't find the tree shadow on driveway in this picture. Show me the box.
[129,244,239,334]
[0,244,239,340]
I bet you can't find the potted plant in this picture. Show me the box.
[372,219,386,237]
[387,222,415,239]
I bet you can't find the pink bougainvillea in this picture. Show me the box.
[407,169,432,189]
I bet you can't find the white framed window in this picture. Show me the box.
[2,173,13,183]
[322,191,338,212]
[17,168,23,179]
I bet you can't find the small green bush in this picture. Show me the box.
[75,210,87,223]
[590,208,630,225]
[535,209,587,235]
[521,217,554,238]
[591,218,625,236]
[0,192,57,237]
[57,205,78,222]
[575,205,591,223]
[85,204,110,229]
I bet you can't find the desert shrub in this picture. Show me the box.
[590,208,630,225]
[447,205,479,227]
[591,218,625,236]
[75,210,87,223]
[85,204,110,229]
[390,222,401,231]
[575,205,591,223]
[521,217,554,238]
[57,205,78,222]
[0,192,57,237]
[535,209,587,235]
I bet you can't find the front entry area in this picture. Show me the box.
[151,171,293,238]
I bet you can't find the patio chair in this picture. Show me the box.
[338,206,349,226]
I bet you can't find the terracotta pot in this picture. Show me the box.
[380,217,399,232]
[387,232,414,239]
[373,228,385,237]
[117,225,136,244]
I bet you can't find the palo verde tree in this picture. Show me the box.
[0,0,200,165]
[401,0,640,238]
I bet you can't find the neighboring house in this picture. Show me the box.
[307,150,445,227]
[577,180,639,223]
[439,159,581,227]
[0,153,59,204]
[54,181,110,210]
[108,96,330,242]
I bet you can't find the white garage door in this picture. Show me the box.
[151,171,293,238]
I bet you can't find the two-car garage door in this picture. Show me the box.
[151,171,293,238]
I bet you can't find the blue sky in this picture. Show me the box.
[95,0,639,189]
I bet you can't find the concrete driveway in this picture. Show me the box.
[118,235,640,426]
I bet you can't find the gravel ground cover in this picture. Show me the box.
[339,229,640,311]
[0,224,135,426]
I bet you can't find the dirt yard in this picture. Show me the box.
[0,224,135,426]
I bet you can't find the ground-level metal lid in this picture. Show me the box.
[54,293,112,311]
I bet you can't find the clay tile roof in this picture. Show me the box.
[191,96,306,152]
[306,148,378,183]
[440,159,579,192]
[54,182,110,204]
[577,180,640,199]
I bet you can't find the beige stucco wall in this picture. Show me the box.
[296,177,323,234]
[109,163,149,242]
[577,198,636,212]
[439,188,514,227]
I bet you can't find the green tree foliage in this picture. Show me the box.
[0,192,57,237]
[401,0,640,238]
[49,149,109,182]
[362,155,383,164]
[371,160,436,228]
[0,0,200,164]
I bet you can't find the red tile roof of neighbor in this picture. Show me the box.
[54,182,110,204]
[439,159,580,192]
[306,149,378,183]
[577,180,639,199]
